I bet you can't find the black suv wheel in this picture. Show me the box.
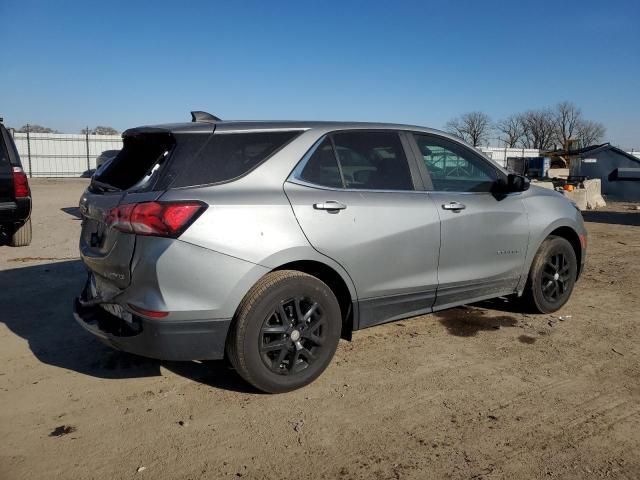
[522,235,577,313]
[226,270,342,393]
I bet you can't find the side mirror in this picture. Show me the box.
[493,174,530,194]
[507,173,530,192]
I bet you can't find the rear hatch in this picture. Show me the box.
[79,128,210,289]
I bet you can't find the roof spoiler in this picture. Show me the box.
[191,111,221,123]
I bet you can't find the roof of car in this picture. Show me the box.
[122,119,505,172]
[131,120,449,136]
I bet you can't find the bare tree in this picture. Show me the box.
[445,102,605,150]
[93,126,119,135]
[553,101,582,148]
[576,120,606,147]
[16,124,59,133]
[445,112,492,147]
[81,126,119,135]
[520,110,556,150]
[495,115,525,147]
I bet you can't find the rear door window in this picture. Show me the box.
[332,131,413,190]
[0,126,20,169]
[0,128,14,201]
[171,131,302,187]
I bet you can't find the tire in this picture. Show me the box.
[521,235,577,313]
[226,270,342,393]
[9,218,32,247]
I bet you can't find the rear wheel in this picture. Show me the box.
[521,235,577,313]
[226,270,342,393]
[9,218,32,247]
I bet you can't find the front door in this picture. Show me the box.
[285,130,441,327]
[410,133,529,309]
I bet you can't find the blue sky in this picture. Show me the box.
[1,0,639,148]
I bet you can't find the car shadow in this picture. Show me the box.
[433,296,528,337]
[582,210,640,226]
[472,296,531,314]
[0,260,255,393]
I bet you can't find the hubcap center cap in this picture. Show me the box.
[553,272,560,281]
[290,330,301,342]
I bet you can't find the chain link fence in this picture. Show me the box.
[11,129,122,177]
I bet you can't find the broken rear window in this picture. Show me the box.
[94,131,176,191]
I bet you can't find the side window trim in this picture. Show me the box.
[409,132,505,193]
[403,131,432,191]
[328,134,347,188]
[398,131,426,190]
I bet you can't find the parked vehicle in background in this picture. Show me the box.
[95,149,120,169]
[74,112,587,393]
[0,119,32,246]
[81,149,121,178]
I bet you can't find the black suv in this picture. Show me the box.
[0,119,32,246]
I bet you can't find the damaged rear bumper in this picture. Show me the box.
[73,296,231,361]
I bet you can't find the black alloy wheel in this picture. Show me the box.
[522,235,578,314]
[226,270,342,393]
[259,297,327,375]
[540,252,572,303]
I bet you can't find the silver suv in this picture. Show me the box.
[74,112,587,393]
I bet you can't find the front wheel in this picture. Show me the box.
[521,235,577,313]
[226,270,342,393]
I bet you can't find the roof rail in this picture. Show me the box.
[190,111,222,123]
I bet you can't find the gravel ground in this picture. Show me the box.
[1,179,639,479]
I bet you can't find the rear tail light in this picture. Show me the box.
[106,201,206,237]
[12,166,30,198]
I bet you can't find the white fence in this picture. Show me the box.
[480,147,541,168]
[8,131,640,178]
[12,132,122,177]
[481,146,640,165]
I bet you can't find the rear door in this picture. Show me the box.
[285,130,441,328]
[409,133,529,309]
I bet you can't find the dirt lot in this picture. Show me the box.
[1,179,639,480]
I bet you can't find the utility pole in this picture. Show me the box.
[26,124,33,178]
[85,126,91,172]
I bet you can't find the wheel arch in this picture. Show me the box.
[548,226,583,278]
[517,220,586,294]
[272,260,357,340]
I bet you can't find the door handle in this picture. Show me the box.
[442,201,466,211]
[313,201,347,211]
